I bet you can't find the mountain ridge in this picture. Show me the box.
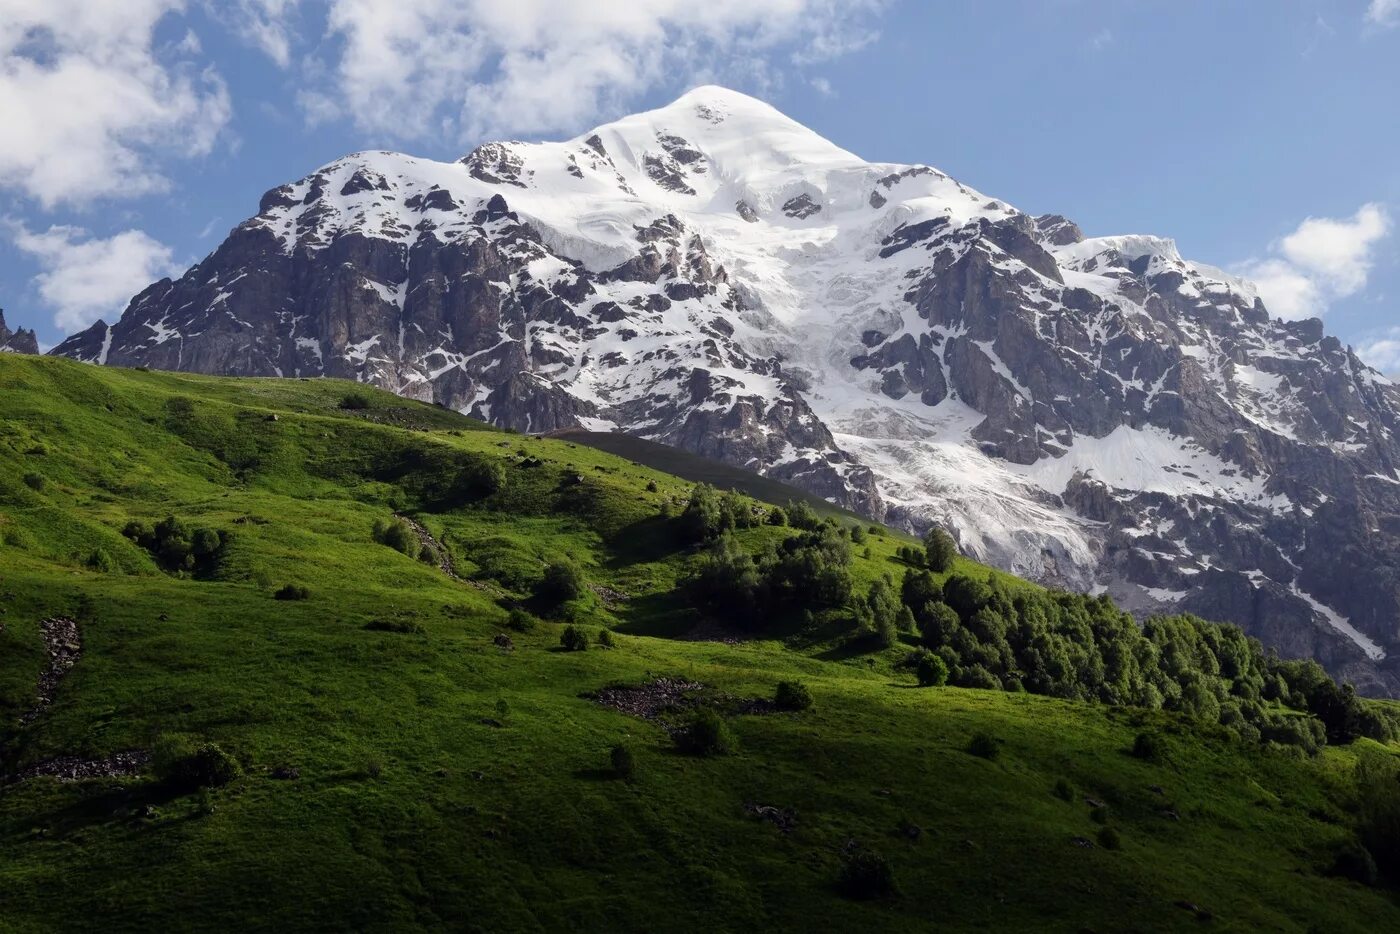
[49,85,1400,694]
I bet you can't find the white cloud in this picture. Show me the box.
[1087,28,1114,51]
[7,224,183,332]
[1235,204,1391,320]
[214,0,300,67]
[1367,0,1400,27]
[1356,329,1400,374]
[0,0,231,208]
[310,0,884,142]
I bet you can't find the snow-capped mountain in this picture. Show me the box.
[52,86,1400,693]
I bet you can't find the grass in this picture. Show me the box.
[0,354,1397,931]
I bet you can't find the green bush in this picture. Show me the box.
[837,849,897,900]
[22,472,46,492]
[676,708,735,756]
[153,736,241,790]
[923,527,958,572]
[339,390,373,410]
[1131,731,1165,762]
[766,506,788,527]
[364,619,425,634]
[372,518,420,559]
[505,608,537,632]
[596,628,616,648]
[916,652,949,687]
[537,559,585,606]
[1053,777,1075,802]
[274,584,310,601]
[966,731,999,760]
[610,743,636,780]
[785,500,821,531]
[559,625,589,652]
[1356,752,1400,883]
[774,680,814,711]
[1090,805,1110,825]
[1096,826,1121,851]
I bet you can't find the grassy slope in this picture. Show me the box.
[0,355,1395,932]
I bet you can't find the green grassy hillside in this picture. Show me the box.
[1,355,1398,932]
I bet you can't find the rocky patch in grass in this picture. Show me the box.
[21,617,81,726]
[744,802,797,833]
[14,751,151,783]
[590,677,706,726]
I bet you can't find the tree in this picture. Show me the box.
[559,625,589,651]
[678,484,725,543]
[923,527,959,572]
[538,560,585,606]
[916,652,949,687]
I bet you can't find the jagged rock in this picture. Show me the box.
[0,309,39,355]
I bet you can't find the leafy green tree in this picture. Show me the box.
[923,527,959,572]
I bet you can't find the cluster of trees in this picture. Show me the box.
[677,491,1392,750]
[898,566,1393,747]
[122,516,229,575]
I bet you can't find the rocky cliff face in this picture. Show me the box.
[51,86,1400,694]
[0,309,39,355]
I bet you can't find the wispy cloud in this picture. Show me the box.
[1087,28,1114,51]
[291,0,885,143]
[1366,0,1400,28]
[0,0,231,208]
[6,222,182,332]
[1235,204,1391,320]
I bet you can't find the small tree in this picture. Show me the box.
[923,528,959,573]
[767,506,788,527]
[916,652,949,687]
[774,680,814,711]
[966,731,999,760]
[675,708,735,756]
[597,628,617,648]
[559,625,589,652]
[538,559,584,606]
[610,743,636,780]
[838,849,897,900]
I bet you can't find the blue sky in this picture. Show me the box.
[3,0,1398,366]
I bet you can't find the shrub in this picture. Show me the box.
[1131,731,1165,762]
[506,608,537,632]
[85,549,118,573]
[645,480,659,493]
[559,624,589,652]
[1053,777,1075,802]
[596,628,616,648]
[364,619,425,634]
[785,500,821,531]
[767,506,788,527]
[675,708,735,756]
[1096,826,1122,851]
[1332,840,1379,886]
[966,731,999,760]
[339,390,372,410]
[850,525,868,544]
[837,849,897,900]
[22,472,45,492]
[153,736,241,791]
[916,652,949,687]
[538,559,585,606]
[372,518,420,559]
[274,584,310,601]
[1090,805,1110,825]
[1356,752,1400,882]
[774,680,814,711]
[610,743,636,780]
[923,527,958,572]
